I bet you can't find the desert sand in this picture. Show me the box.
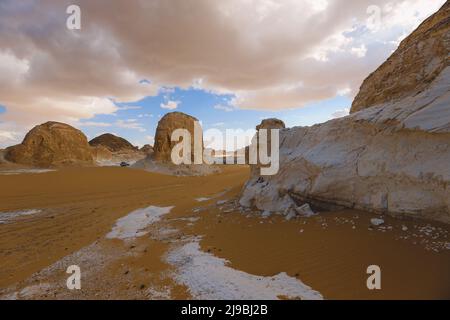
[0,166,449,300]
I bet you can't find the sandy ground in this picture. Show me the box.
[0,165,449,299]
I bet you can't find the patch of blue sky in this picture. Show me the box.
[78,87,351,147]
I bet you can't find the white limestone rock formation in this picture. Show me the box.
[240,3,450,223]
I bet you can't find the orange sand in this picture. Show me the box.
[0,166,449,299]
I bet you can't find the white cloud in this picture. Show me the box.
[0,0,445,139]
[0,129,19,147]
[160,100,180,110]
[350,45,367,58]
[331,108,350,118]
[133,135,155,148]
[117,105,142,111]
[214,104,234,112]
[0,50,29,85]
[204,128,256,151]
[337,87,351,96]
[0,120,31,148]
[78,121,112,127]
[115,119,146,132]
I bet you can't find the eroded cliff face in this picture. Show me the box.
[240,3,450,223]
[351,1,449,113]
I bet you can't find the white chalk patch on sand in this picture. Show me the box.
[0,209,42,224]
[1,292,18,300]
[147,286,172,300]
[195,197,210,202]
[195,189,231,203]
[19,283,51,298]
[158,227,179,236]
[173,217,200,223]
[106,206,174,240]
[166,240,323,300]
[0,169,56,175]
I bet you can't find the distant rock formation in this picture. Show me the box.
[89,133,137,152]
[242,118,285,166]
[0,149,6,165]
[140,144,154,155]
[134,111,219,176]
[241,4,450,223]
[351,1,449,113]
[90,145,113,163]
[256,118,285,130]
[89,133,145,166]
[153,112,202,162]
[4,121,94,167]
[255,118,285,156]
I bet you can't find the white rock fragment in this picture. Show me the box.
[295,203,315,217]
[285,212,296,221]
[370,218,385,226]
[261,211,272,218]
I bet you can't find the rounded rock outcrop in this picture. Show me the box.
[89,133,137,152]
[153,112,201,162]
[256,118,285,130]
[5,121,94,167]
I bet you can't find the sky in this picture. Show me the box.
[0,0,446,149]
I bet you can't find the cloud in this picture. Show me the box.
[78,121,112,127]
[133,135,155,148]
[138,113,153,118]
[204,128,256,151]
[213,104,234,112]
[117,105,142,111]
[115,119,146,132]
[0,0,445,143]
[350,45,367,58]
[331,108,350,118]
[0,130,19,146]
[160,100,180,110]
